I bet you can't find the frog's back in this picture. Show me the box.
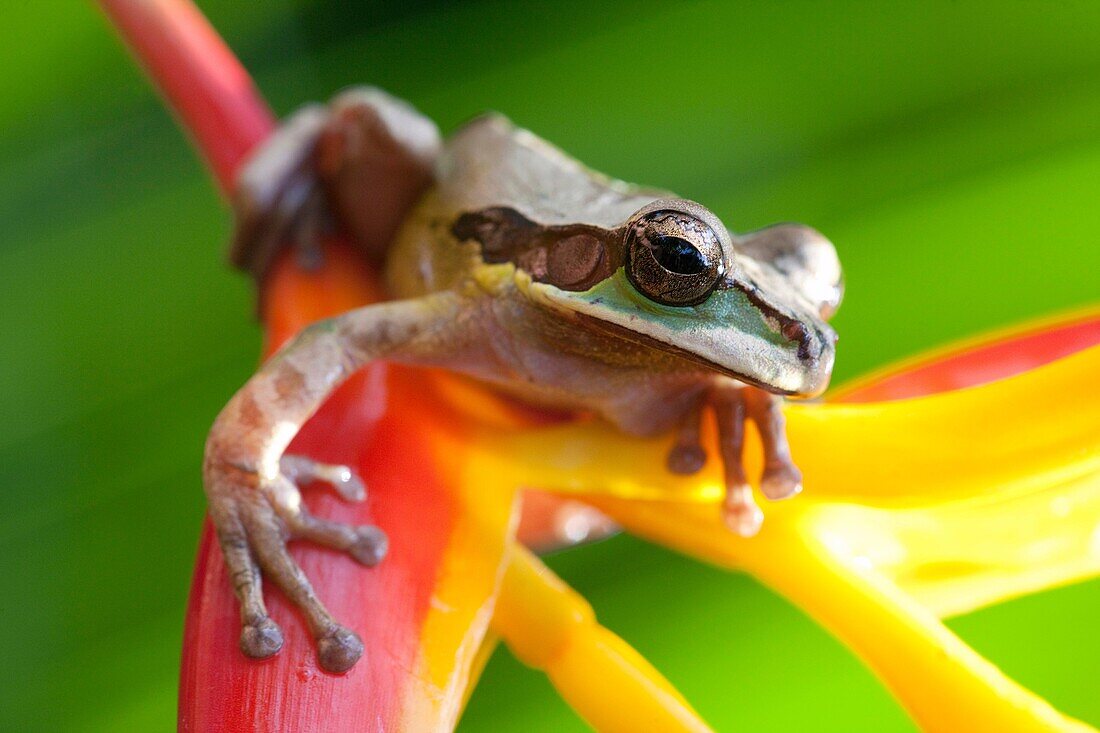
[385,114,665,298]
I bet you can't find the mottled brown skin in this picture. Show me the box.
[212,87,842,672]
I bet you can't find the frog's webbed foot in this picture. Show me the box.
[666,384,802,537]
[230,87,441,282]
[207,454,387,673]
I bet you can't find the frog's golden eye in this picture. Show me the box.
[625,207,725,306]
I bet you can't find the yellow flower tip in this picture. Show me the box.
[493,546,714,733]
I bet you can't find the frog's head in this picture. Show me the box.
[454,198,842,397]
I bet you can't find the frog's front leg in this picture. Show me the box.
[204,291,464,672]
[667,382,802,536]
[742,388,803,501]
[230,87,441,281]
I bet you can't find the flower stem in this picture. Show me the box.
[95,0,275,196]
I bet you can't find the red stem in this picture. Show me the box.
[96,0,275,196]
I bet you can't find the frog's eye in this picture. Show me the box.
[625,208,725,306]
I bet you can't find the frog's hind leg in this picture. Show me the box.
[230,104,330,280]
[230,87,440,282]
[315,88,440,257]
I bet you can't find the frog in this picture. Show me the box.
[207,88,843,673]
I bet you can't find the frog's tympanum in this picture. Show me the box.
[207,89,842,672]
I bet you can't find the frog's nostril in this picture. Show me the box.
[785,322,815,363]
[808,325,837,365]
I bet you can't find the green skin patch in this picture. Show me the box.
[580,269,790,346]
[530,267,823,396]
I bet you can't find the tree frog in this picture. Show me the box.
[208,88,842,673]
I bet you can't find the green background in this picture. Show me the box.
[2,1,1098,730]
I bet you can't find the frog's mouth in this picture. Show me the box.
[530,268,837,397]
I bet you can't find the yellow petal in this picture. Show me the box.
[580,498,1095,733]
[451,339,1100,732]
[475,344,1100,613]
[492,545,713,733]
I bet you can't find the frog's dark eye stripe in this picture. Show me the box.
[452,206,618,291]
[625,209,724,306]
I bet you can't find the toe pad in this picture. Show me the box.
[317,627,364,673]
[240,617,284,659]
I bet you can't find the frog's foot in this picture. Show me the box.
[666,384,803,536]
[231,104,332,280]
[207,456,387,673]
[230,87,440,283]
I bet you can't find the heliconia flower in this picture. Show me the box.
[551,309,1100,732]
[99,1,1100,730]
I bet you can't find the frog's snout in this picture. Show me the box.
[799,324,837,396]
[796,320,838,367]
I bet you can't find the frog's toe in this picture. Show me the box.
[349,525,388,567]
[723,484,764,537]
[666,442,707,474]
[667,400,707,474]
[744,387,805,501]
[711,383,767,536]
[313,462,366,502]
[242,514,369,673]
[281,454,367,502]
[317,626,364,674]
[286,506,388,568]
[210,502,290,662]
[330,467,367,502]
[240,617,284,659]
[760,461,803,501]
